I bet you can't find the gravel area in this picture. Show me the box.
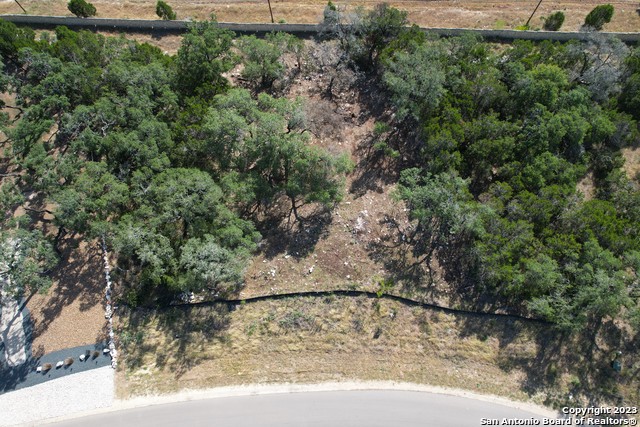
[0,366,114,427]
[0,344,113,395]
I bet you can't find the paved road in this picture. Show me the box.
[48,390,554,427]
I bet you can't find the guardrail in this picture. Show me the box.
[2,14,640,43]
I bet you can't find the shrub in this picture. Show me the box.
[67,0,96,18]
[584,4,614,31]
[156,1,176,20]
[543,11,565,31]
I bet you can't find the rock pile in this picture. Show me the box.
[101,237,117,369]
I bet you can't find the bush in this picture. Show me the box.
[156,1,176,20]
[67,0,96,18]
[584,4,614,31]
[543,11,565,31]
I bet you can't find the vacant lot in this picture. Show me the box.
[116,295,640,411]
[2,0,640,32]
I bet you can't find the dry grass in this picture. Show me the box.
[576,171,595,201]
[622,146,640,181]
[2,0,640,32]
[115,296,640,410]
[116,297,538,401]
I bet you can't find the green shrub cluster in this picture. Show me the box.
[0,20,347,304]
[322,6,640,332]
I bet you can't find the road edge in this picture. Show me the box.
[37,380,558,425]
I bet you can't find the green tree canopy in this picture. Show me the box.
[67,0,97,18]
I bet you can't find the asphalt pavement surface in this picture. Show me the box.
[48,390,555,427]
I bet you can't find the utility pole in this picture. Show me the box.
[525,0,543,28]
[14,0,27,13]
[267,0,274,23]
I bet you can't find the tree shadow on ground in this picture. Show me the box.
[0,358,39,393]
[30,233,104,344]
[366,212,640,408]
[254,205,333,261]
[348,80,411,199]
[120,304,231,380]
[349,132,401,199]
[364,215,481,306]
[435,243,514,314]
[454,313,639,409]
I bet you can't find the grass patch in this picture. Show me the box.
[115,296,639,412]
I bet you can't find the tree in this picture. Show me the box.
[543,11,565,31]
[395,168,481,277]
[583,4,614,31]
[382,43,445,122]
[320,3,408,68]
[201,89,350,220]
[0,228,58,297]
[156,1,176,20]
[178,235,246,294]
[174,20,235,99]
[109,168,259,295]
[358,3,408,67]
[619,47,640,119]
[567,34,628,103]
[67,0,96,18]
[52,162,129,237]
[238,34,284,89]
[0,19,36,61]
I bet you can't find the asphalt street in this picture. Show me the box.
[48,390,555,427]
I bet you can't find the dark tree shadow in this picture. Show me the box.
[452,313,638,410]
[120,304,231,380]
[30,233,104,344]
[255,205,333,261]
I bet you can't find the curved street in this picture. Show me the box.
[48,390,555,427]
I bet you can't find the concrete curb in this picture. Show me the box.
[36,380,559,426]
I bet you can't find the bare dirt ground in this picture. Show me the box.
[2,0,640,32]
[26,236,107,356]
[229,43,436,304]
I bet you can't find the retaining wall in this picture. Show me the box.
[1,15,639,43]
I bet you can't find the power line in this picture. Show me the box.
[525,0,544,27]
[14,0,27,14]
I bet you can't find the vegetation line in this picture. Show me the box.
[163,290,552,324]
